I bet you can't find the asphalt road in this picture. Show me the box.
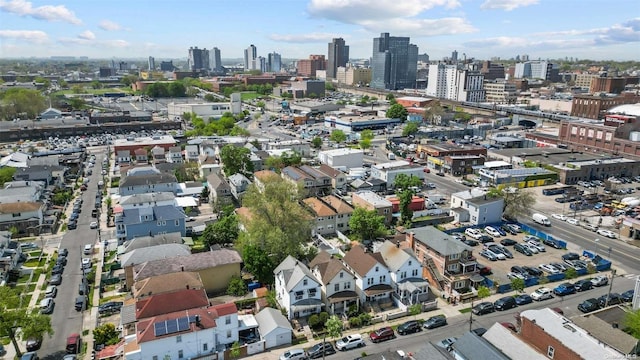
[39,152,105,359]
[317,277,636,360]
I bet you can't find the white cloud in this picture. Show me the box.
[98,20,122,31]
[0,0,81,24]
[480,0,539,11]
[269,32,345,43]
[0,29,48,43]
[58,37,130,48]
[78,30,95,40]
[359,17,476,36]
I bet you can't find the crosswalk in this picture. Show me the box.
[622,274,639,280]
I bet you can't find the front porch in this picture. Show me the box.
[326,290,359,315]
[396,278,431,306]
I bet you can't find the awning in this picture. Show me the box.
[363,284,393,296]
[397,279,430,293]
[292,298,323,310]
[327,291,359,303]
[175,196,198,208]
[470,274,485,283]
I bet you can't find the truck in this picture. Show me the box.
[532,213,551,226]
[388,152,396,160]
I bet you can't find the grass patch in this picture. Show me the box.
[24,259,44,267]
[240,92,260,101]
[26,283,37,293]
[82,329,89,336]
[26,250,42,258]
[412,215,433,222]
[99,295,125,305]
[17,273,31,284]
[459,307,472,314]
[0,337,10,345]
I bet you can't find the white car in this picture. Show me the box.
[531,287,554,301]
[522,243,539,254]
[465,228,483,240]
[538,264,560,274]
[279,349,306,360]
[81,257,91,269]
[527,241,546,252]
[596,229,617,239]
[523,235,540,243]
[551,214,567,221]
[566,218,580,225]
[484,226,501,237]
[336,334,366,351]
[89,221,98,229]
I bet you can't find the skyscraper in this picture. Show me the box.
[370,33,418,90]
[327,38,349,79]
[148,56,155,71]
[451,50,458,63]
[268,52,282,72]
[210,47,222,72]
[188,47,209,71]
[244,44,257,71]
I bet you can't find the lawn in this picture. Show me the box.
[24,258,45,267]
[53,87,133,96]
[459,307,472,314]
[240,92,261,101]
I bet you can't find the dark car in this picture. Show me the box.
[472,302,495,315]
[305,342,336,359]
[98,301,123,315]
[25,338,42,352]
[514,243,533,256]
[573,279,593,292]
[478,235,493,243]
[523,266,543,277]
[553,283,577,296]
[463,239,479,247]
[369,327,395,343]
[501,225,517,235]
[67,220,77,230]
[21,352,39,360]
[515,294,533,305]
[69,212,79,221]
[50,273,62,285]
[471,328,487,337]
[397,320,422,335]
[75,296,87,312]
[500,238,517,246]
[598,293,621,308]
[494,296,517,311]
[621,289,635,302]
[542,238,563,249]
[423,315,447,329]
[561,252,580,261]
[56,256,67,266]
[578,298,600,313]
[51,264,64,275]
[59,248,68,257]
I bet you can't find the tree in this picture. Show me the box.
[68,97,86,110]
[386,93,396,103]
[329,129,347,144]
[230,125,251,137]
[564,268,578,279]
[168,82,187,97]
[349,207,386,241]
[486,185,536,220]
[510,278,525,293]
[325,315,343,341]
[93,323,120,346]
[226,276,246,296]
[623,309,640,339]
[398,190,414,226]
[477,286,491,299]
[360,129,375,141]
[204,94,215,102]
[0,88,47,120]
[386,103,408,121]
[202,213,239,247]
[408,303,422,319]
[256,101,266,109]
[241,243,275,284]
[403,122,419,137]
[394,174,422,191]
[423,101,445,125]
[200,186,210,202]
[0,167,16,186]
[229,341,241,359]
[0,287,53,357]
[359,138,371,150]
[219,145,254,178]
[311,136,323,149]
[91,80,103,89]
[121,75,138,87]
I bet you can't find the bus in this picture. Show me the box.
[542,186,577,196]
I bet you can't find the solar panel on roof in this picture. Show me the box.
[166,319,179,334]
[154,321,167,336]
[177,317,190,331]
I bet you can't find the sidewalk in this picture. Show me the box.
[82,235,105,357]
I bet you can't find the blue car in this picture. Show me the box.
[495,226,507,236]
[553,283,576,296]
[515,294,533,305]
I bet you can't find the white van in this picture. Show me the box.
[532,213,551,226]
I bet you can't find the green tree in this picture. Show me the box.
[0,88,47,120]
[511,278,525,293]
[403,122,419,136]
[93,323,120,346]
[226,276,246,296]
[219,145,254,178]
[623,309,640,339]
[408,303,422,319]
[200,186,210,201]
[398,190,414,226]
[477,286,491,299]
[229,341,241,358]
[121,75,138,87]
[330,129,347,143]
[204,94,215,102]
[394,174,422,191]
[564,268,578,279]
[424,101,445,124]
[71,85,85,94]
[386,93,396,102]
[0,287,53,357]
[0,167,16,186]
[91,80,103,89]
[241,243,275,284]
[386,103,408,121]
[230,125,251,137]
[68,97,86,110]
[202,213,239,247]
[256,101,266,109]
[360,129,375,141]
[325,82,336,91]
[311,136,323,149]
[349,207,386,241]
[325,315,343,341]
[486,185,536,220]
[168,82,187,97]
[359,138,371,150]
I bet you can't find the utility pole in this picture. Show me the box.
[469,299,474,331]
[605,269,617,307]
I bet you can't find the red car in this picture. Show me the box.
[369,327,395,343]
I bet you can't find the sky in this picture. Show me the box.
[0,0,639,62]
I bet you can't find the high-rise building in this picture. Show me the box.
[297,55,326,77]
[426,64,484,102]
[210,47,222,72]
[457,71,485,102]
[327,38,349,79]
[417,53,429,63]
[268,52,282,73]
[480,61,505,81]
[160,61,174,71]
[148,56,155,71]
[370,33,418,90]
[244,44,257,71]
[451,50,458,63]
[188,47,209,71]
[514,60,559,81]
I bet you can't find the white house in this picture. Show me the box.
[228,173,251,201]
[118,192,176,210]
[309,251,359,315]
[254,307,293,349]
[450,188,504,225]
[117,150,132,165]
[165,146,183,164]
[317,148,364,169]
[342,245,393,304]
[274,255,323,320]
[184,145,199,162]
[370,160,425,187]
[377,241,430,305]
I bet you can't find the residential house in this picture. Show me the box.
[132,271,204,299]
[450,188,504,225]
[184,145,199,162]
[117,150,132,165]
[118,192,176,211]
[351,191,393,224]
[228,173,251,201]
[132,249,242,294]
[0,181,44,203]
[133,149,148,164]
[482,323,550,360]
[254,307,293,349]
[342,245,393,304]
[349,178,387,193]
[377,240,429,305]
[448,331,511,360]
[274,255,323,320]
[253,170,279,192]
[264,140,311,156]
[135,288,210,320]
[387,195,425,213]
[303,195,353,235]
[120,243,191,290]
[316,164,348,191]
[0,232,20,285]
[370,161,425,188]
[309,251,359,315]
[405,226,478,302]
[13,165,59,186]
[281,166,331,196]
[0,202,45,235]
[165,146,183,164]
[119,166,178,196]
[151,146,165,164]
[444,155,485,176]
[116,205,186,242]
[206,173,233,206]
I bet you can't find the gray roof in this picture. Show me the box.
[133,248,242,281]
[120,243,191,267]
[482,323,547,360]
[410,226,473,256]
[207,173,231,191]
[119,192,175,206]
[408,344,452,360]
[120,173,177,187]
[274,255,320,292]
[119,232,185,254]
[255,307,292,337]
[450,332,510,360]
[377,240,416,272]
[121,205,185,226]
[571,312,639,355]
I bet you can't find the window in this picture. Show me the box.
[203,343,208,352]
[400,271,406,279]
[412,269,419,277]
[339,272,343,278]
[345,282,351,289]
[547,346,554,358]
[153,357,158,360]
[408,260,412,266]
[367,278,374,285]
[335,284,340,291]
[178,350,184,359]
[448,264,458,272]
[227,330,232,338]
[303,279,308,286]
[375,266,379,272]
[225,316,231,325]
[379,275,386,282]
[176,335,182,343]
[454,281,465,289]
[12,213,21,217]
[449,253,460,260]
[175,220,179,226]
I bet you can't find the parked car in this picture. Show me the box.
[423,315,447,329]
[279,349,306,360]
[465,228,483,240]
[514,243,533,256]
[67,220,77,230]
[50,273,62,285]
[480,249,497,261]
[44,285,57,298]
[369,327,395,343]
[553,283,577,296]
[51,264,64,275]
[538,264,560,274]
[523,266,543,277]
[578,298,601,313]
[591,275,609,287]
[21,352,39,360]
[561,253,580,261]
[500,322,517,332]
[476,263,492,276]
[526,241,546,252]
[500,238,517,246]
[550,262,568,272]
[98,301,123,315]
[397,320,422,335]
[582,223,598,232]
[59,248,68,257]
[596,229,617,239]
[515,294,533,305]
[436,337,457,350]
[531,287,554,301]
[573,279,593,292]
[621,289,635,302]
[566,218,580,225]
[306,342,336,359]
[542,238,563,249]
[83,244,92,255]
[25,338,42,352]
[552,213,567,221]
[597,293,621,307]
[66,333,81,354]
[472,302,495,315]
[484,226,502,237]
[501,225,518,235]
[336,334,365,351]
[488,245,513,259]
[39,298,54,314]
[478,235,493,243]
[494,296,517,311]
[522,243,539,254]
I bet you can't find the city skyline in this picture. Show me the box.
[0,0,638,61]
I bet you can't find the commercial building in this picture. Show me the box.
[267,52,281,73]
[484,81,517,104]
[244,44,257,71]
[113,135,177,153]
[370,160,425,186]
[370,32,418,90]
[297,55,326,77]
[148,56,155,71]
[480,61,505,80]
[426,65,485,102]
[167,102,238,120]
[327,38,349,79]
[210,47,222,72]
[514,60,559,81]
[570,93,640,119]
[187,47,209,72]
[336,66,372,86]
[317,148,364,169]
[88,110,152,124]
[590,76,627,94]
[323,115,401,133]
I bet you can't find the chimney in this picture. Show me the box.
[396,240,400,248]
[186,284,189,289]
[181,266,184,272]
[195,314,201,327]
[408,232,415,250]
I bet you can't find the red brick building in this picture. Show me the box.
[297,55,326,77]
[570,93,640,119]
[590,77,627,94]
